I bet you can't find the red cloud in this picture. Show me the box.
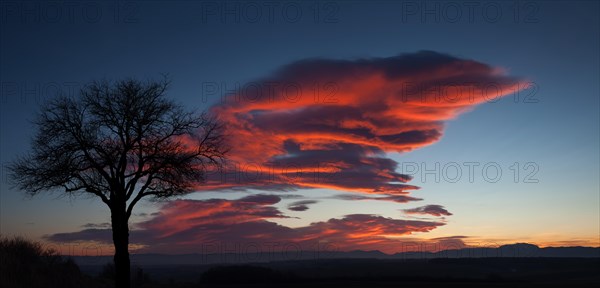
[47,196,448,254]
[198,51,525,200]
[137,194,288,239]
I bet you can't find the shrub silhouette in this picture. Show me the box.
[0,236,89,288]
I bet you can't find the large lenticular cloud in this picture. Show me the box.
[201,51,525,198]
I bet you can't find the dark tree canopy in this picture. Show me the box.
[10,78,227,216]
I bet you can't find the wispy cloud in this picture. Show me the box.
[288,200,318,211]
[46,196,448,254]
[332,193,422,203]
[81,222,111,229]
[403,205,453,217]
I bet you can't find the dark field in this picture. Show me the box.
[77,258,600,288]
[2,237,599,287]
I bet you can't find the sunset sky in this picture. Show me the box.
[1,1,598,255]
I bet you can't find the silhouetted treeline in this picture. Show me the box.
[0,236,94,288]
[0,236,159,288]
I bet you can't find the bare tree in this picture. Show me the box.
[8,77,227,288]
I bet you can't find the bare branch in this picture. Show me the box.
[8,77,228,219]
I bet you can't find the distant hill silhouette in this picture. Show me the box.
[72,243,599,267]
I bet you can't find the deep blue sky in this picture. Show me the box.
[1,1,598,250]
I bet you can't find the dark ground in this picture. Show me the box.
[2,237,599,287]
[79,257,600,287]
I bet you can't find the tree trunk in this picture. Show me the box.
[111,203,130,288]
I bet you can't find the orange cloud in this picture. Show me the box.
[47,196,451,254]
[197,51,525,199]
[47,52,527,254]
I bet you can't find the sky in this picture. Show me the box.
[0,0,598,256]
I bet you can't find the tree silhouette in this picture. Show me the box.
[8,77,227,288]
